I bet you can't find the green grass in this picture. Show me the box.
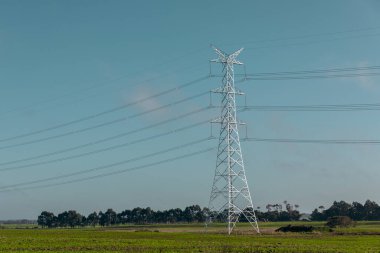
[1,222,380,252]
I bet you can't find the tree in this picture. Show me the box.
[363,200,380,220]
[118,210,130,224]
[350,202,364,220]
[57,210,83,228]
[130,207,143,224]
[324,201,352,218]
[183,205,202,223]
[311,208,325,221]
[67,210,83,228]
[38,211,56,228]
[140,207,153,224]
[98,211,105,226]
[165,208,182,223]
[99,209,117,226]
[285,203,293,213]
[57,211,69,227]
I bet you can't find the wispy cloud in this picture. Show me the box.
[125,85,169,120]
[355,61,377,90]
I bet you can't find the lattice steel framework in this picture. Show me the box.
[207,46,259,234]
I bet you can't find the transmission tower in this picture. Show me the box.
[207,46,260,234]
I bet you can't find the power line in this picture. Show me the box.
[0,147,216,193]
[240,103,380,112]
[0,107,211,166]
[0,47,208,120]
[211,101,380,112]
[0,137,213,190]
[0,76,209,143]
[242,138,380,144]
[5,100,380,168]
[211,64,380,81]
[243,72,380,81]
[3,25,380,120]
[0,120,209,171]
[3,65,379,145]
[0,93,210,151]
[244,65,380,77]
[16,27,376,121]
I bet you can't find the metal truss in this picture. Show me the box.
[207,45,260,234]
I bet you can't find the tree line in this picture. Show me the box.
[255,200,301,222]
[38,205,208,228]
[0,219,36,225]
[37,200,380,228]
[37,201,302,228]
[311,200,380,221]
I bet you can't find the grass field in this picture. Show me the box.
[1,221,380,252]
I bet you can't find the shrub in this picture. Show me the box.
[275,225,314,232]
[326,216,355,228]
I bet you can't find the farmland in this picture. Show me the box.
[1,222,380,252]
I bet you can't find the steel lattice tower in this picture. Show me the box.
[207,46,260,234]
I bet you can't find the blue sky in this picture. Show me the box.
[1,0,380,219]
